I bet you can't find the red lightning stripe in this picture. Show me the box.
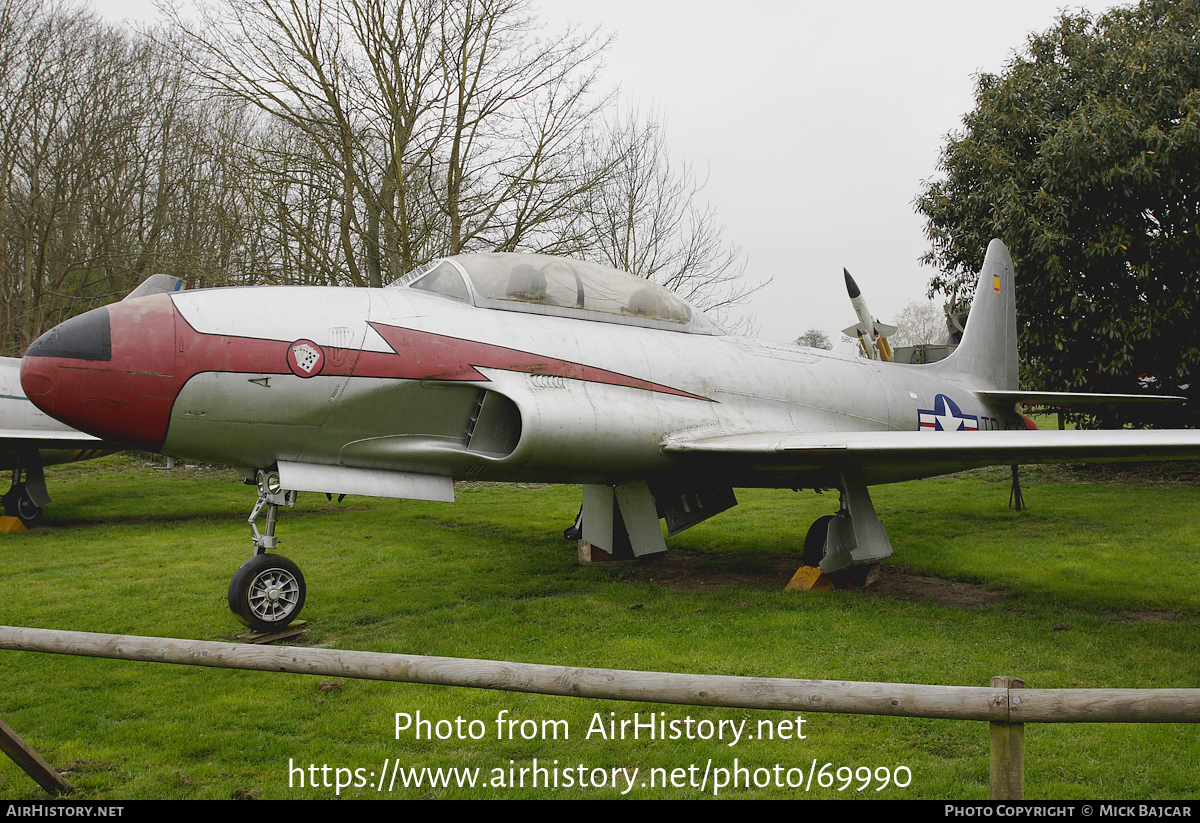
[360,323,710,400]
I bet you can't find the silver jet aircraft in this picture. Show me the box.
[19,240,1200,631]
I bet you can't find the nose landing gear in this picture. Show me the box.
[228,469,307,633]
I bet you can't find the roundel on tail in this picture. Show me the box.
[917,394,979,432]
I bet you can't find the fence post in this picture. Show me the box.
[990,676,1025,800]
[0,716,73,795]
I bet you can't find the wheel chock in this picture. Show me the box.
[235,620,308,644]
[0,516,27,532]
[578,541,615,563]
[785,565,835,592]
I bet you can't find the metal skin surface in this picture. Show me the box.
[17,240,1200,621]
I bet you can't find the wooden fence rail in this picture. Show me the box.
[2,625,1198,799]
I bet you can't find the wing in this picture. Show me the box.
[661,429,1200,486]
[0,429,107,448]
[975,390,1186,405]
[0,429,112,472]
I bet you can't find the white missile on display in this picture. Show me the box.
[841,269,897,361]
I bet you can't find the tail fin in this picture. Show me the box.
[936,239,1018,390]
[123,274,185,302]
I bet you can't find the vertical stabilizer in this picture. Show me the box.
[936,239,1018,391]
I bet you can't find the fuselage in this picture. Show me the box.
[23,244,1200,629]
[19,272,1023,491]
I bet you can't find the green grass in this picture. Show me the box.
[0,455,1198,799]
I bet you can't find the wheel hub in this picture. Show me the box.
[229,552,306,633]
[247,568,300,623]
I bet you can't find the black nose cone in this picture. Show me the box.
[26,307,111,361]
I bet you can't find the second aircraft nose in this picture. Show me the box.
[21,294,179,450]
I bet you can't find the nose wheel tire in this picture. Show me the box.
[229,554,306,632]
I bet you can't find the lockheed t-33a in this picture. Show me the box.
[19,240,1200,631]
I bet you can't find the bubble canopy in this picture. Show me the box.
[391,253,724,335]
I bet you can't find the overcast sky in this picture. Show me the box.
[94,0,1122,344]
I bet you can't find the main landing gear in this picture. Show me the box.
[3,467,48,527]
[801,469,893,588]
[228,469,306,633]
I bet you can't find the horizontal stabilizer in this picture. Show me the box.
[977,390,1186,406]
[842,322,898,339]
[276,461,454,502]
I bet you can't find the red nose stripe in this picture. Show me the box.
[21,295,179,450]
[23,299,708,452]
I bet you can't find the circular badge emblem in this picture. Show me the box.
[286,339,325,378]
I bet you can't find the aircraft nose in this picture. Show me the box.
[21,294,179,450]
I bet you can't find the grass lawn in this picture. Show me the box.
[0,455,1197,799]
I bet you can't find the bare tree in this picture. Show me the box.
[889,298,947,348]
[165,0,614,287]
[0,0,44,347]
[794,328,832,350]
[166,0,760,318]
[1,5,150,350]
[580,109,763,321]
[1,0,765,353]
[0,2,276,354]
